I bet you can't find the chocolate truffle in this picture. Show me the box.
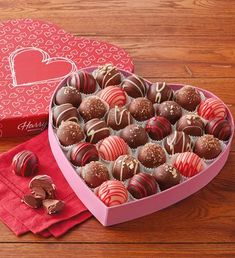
[164,131,192,155]
[194,134,222,159]
[98,86,127,108]
[84,118,110,144]
[173,152,203,177]
[54,86,82,108]
[176,114,205,136]
[78,96,107,122]
[120,124,149,149]
[42,199,65,215]
[205,119,232,141]
[137,143,166,169]
[145,116,172,141]
[121,74,146,98]
[153,164,181,191]
[128,97,155,121]
[112,155,140,181]
[12,150,39,177]
[94,64,122,89]
[198,98,227,121]
[22,195,42,209]
[70,142,99,167]
[80,161,110,188]
[156,101,182,124]
[106,106,133,131]
[53,103,79,127]
[56,121,84,146]
[98,136,129,161]
[67,70,97,94]
[127,173,158,199]
[147,82,173,104]
[175,86,201,111]
[97,180,128,207]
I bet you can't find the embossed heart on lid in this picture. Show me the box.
[48,67,234,226]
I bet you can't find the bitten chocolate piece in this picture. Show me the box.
[42,199,65,215]
[22,195,42,209]
[31,186,46,200]
[147,82,173,104]
[12,150,39,177]
[29,175,56,199]
[156,101,182,124]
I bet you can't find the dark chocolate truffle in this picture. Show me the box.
[145,116,172,141]
[53,103,79,127]
[194,134,222,159]
[127,173,158,199]
[205,119,232,141]
[67,70,97,94]
[112,155,140,181]
[84,118,110,144]
[56,121,84,146]
[128,97,155,121]
[121,74,146,98]
[54,86,82,108]
[153,163,181,191]
[12,150,39,177]
[78,96,107,122]
[70,142,99,167]
[147,82,173,104]
[137,143,166,169]
[106,106,133,131]
[164,131,193,155]
[120,124,148,149]
[175,86,201,111]
[156,101,182,124]
[176,114,205,136]
[94,64,122,89]
[81,161,110,188]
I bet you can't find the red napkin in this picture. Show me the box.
[0,130,92,237]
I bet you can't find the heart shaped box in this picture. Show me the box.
[0,18,133,137]
[48,67,234,226]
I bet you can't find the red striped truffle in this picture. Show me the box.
[205,119,232,141]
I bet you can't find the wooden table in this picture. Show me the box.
[1,1,235,257]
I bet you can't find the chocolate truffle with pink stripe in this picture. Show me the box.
[205,119,232,141]
[12,150,39,177]
[97,180,128,207]
[127,173,158,199]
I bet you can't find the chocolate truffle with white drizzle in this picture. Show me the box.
[147,82,173,104]
[121,74,146,98]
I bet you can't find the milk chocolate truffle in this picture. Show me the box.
[53,103,79,127]
[156,101,182,124]
[205,119,232,141]
[81,161,110,188]
[57,121,84,146]
[54,86,82,108]
[176,114,205,136]
[164,131,193,155]
[21,195,42,209]
[112,155,140,181]
[106,106,133,131]
[175,86,201,111]
[67,70,97,94]
[145,116,172,141]
[194,134,222,159]
[78,96,107,122]
[147,82,173,104]
[153,164,181,191]
[129,97,155,121]
[70,142,99,167]
[84,118,110,144]
[127,173,158,199]
[42,199,65,215]
[121,74,147,98]
[138,143,166,169]
[120,124,148,149]
[94,64,122,89]
[12,150,39,177]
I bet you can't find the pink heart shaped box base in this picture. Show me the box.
[0,19,133,137]
[48,67,234,226]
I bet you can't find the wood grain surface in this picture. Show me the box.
[1,0,235,257]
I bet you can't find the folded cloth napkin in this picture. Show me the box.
[0,130,92,237]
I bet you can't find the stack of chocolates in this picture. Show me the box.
[51,64,232,207]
